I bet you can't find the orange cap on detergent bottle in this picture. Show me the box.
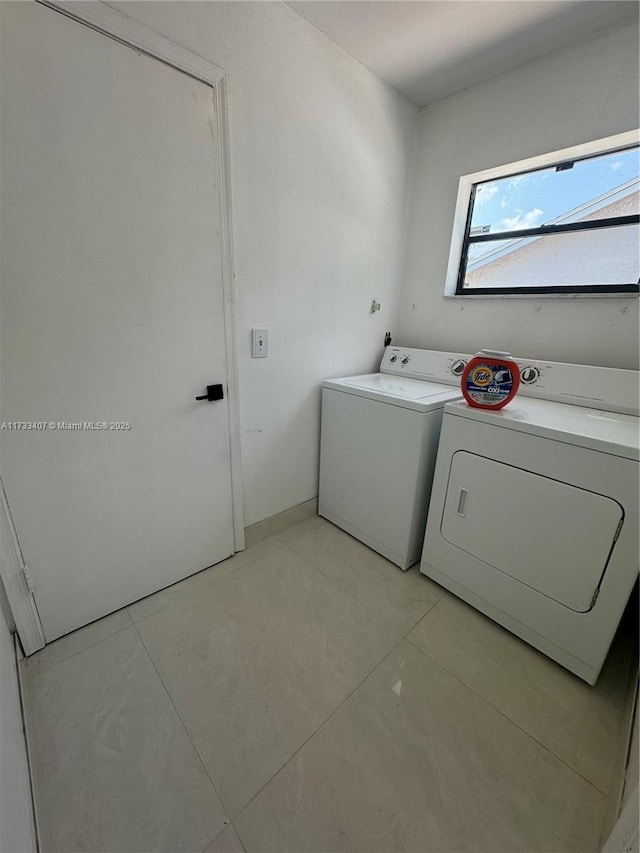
[461,350,521,410]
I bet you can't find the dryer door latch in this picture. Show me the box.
[456,488,469,518]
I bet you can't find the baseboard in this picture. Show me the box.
[244,498,318,548]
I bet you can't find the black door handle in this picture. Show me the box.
[195,384,224,402]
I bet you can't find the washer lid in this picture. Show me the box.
[322,373,462,412]
[445,397,640,461]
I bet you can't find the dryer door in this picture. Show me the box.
[441,451,623,612]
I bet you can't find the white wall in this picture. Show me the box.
[399,23,640,370]
[108,0,418,526]
[0,604,35,853]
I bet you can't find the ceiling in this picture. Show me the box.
[284,1,639,107]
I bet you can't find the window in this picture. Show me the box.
[445,131,640,297]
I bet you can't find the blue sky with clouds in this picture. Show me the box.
[471,146,639,234]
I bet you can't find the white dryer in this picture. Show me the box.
[319,348,470,570]
[420,357,639,684]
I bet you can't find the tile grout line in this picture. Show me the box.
[274,537,398,628]
[21,617,135,681]
[26,516,433,852]
[231,591,444,834]
[129,520,435,847]
[26,532,288,679]
[197,820,246,853]
[128,557,256,624]
[281,531,446,637]
[131,619,234,848]
[128,538,283,626]
[403,633,613,799]
[24,516,432,852]
[24,549,261,679]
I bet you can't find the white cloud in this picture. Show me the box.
[501,208,544,230]
[500,196,509,209]
[507,175,528,189]
[475,183,499,207]
[610,161,623,171]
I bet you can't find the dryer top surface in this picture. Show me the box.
[445,397,640,460]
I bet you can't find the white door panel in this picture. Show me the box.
[441,451,622,612]
[0,3,235,640]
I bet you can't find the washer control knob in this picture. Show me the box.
[400,355,410,365]
[451,358,466,376]
[521,366,540,384]
[388,354,398,363]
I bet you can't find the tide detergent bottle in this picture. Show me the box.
[461,350,521,410]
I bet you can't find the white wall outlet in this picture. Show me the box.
[252,328,268,358]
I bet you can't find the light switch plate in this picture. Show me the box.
[252,328,268,358]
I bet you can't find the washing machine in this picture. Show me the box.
[319,348,470,570]
[420,357,639,684]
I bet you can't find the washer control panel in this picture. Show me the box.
[450,358,467,377]
[520,366,540,385]
[381,348,471,386]
[380,347,639,415]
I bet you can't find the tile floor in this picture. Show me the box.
[20,515,637,853]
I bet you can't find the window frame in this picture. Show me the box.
[444,130,640,299]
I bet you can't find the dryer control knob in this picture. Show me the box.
[521,366,540,384]
[451,359,466,376]
[388,354,398,363]
[400,355,410,365]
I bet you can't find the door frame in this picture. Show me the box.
[0,477,46,655]
[1,0,245,654]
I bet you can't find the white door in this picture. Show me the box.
[0,3,237,642]
[441,451,622,612]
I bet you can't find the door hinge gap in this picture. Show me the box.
[22,565,35,595]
